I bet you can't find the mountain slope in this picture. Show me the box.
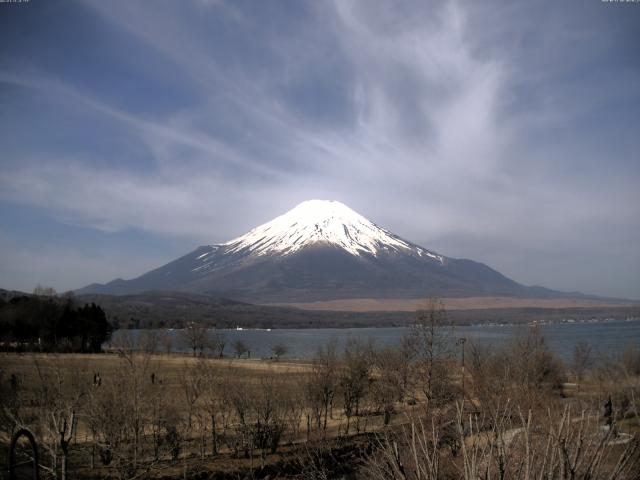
[77,200,574,302]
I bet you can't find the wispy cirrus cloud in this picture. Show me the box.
[0,0,638,297]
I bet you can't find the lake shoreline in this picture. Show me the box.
[111,319,640,362]
[209,315,640,331]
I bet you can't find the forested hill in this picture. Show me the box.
[74,291,411,329]
[77,291,640,330]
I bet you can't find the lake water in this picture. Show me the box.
[112,319,640,361]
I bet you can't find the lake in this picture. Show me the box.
[111,319,640,361]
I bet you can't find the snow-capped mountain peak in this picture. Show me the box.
[77,200,542,302]
[222,199,443,261]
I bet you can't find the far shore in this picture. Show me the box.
[209,316,640,330]
[267,296,640,312]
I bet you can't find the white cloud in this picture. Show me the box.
[0,0,638,297]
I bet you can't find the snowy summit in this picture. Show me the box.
[223,200,443,260]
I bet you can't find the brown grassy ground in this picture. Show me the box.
[0,352,410,479]
[1,352,313,378]
[269,296,638,312]
[0,351,414,432]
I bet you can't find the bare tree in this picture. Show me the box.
[147,379,168,461]
[112,342,153,473]
[509,326,566,411]
[233,340,249,358]
[467,342,511,417]
[340,339,372,434]
[213,330,226,358]
[365,401,640,480]
[306,339,339,435]
[181,362,209,460]
[202,363,228,455]
[363,416,441,480]
[411,298,455,408]
[0,367,24,439]
[33,284,57,296]
[34,357,88,480]
[253,372,291,459]
[139,329,160,354]
[224,374,254,458]
[272,343,288,361]
[573,341,594,381]
[180,322,210,357]
[179,362,205,430]
[88,361,143,477]
[157,329,173,355]
[371,344,412,425]
[621,342,640,375]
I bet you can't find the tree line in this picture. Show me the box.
[0,290,112,353]
[109,323,292,361]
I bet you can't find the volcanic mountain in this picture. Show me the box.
[78,200,569,302]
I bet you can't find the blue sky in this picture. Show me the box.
[1,0,639,299]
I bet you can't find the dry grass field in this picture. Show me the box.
[0,349,415,479]
[0,352,313,399]
[270,296,639,312]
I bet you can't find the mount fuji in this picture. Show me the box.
[77,200,568,302]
